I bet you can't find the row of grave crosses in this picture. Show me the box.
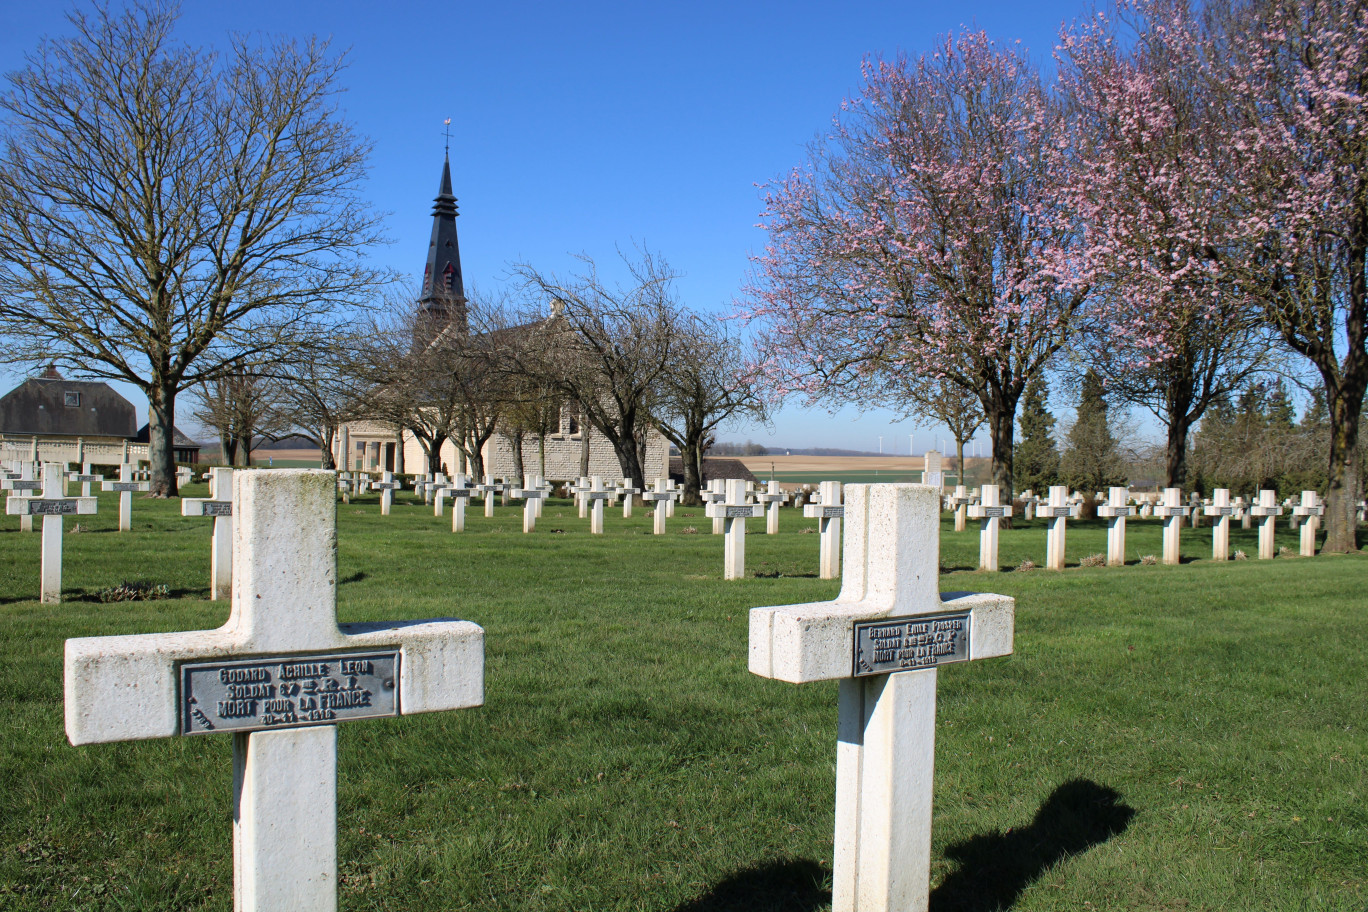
[61,472,1012,912]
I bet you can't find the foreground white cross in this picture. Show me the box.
[750,484,1014,912]
[1292,490,1323,556]
[1249,490,1283,559]
[967,484,1012,571]
[1096,486,1133,567]
[641,477,676,535]
[102,463,150,531]
[1043,485,1075,570]
[181,467,234,600]
[804,480,845,579]
[705,479,765,580]
[7,462,97,603]
[1204,488,1234,561]
[510,475,549,533]
[1156,488,1190,565]
[755,479,789,535]
[65,470,484,912]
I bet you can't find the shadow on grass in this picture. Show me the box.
[339,571,369,584]
[929,779,1135,912]
[670,858,830,912]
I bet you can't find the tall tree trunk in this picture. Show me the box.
[219,430,237,468]
[680,440,703,506]
[988,405,1015,497]
[955,435,967,487]
[394,430,406,475]
[147,382,178,497]
[1324,386,1363,553]
[510,432,525,482]
[579,429,590,477]
[1165,413,1194,489]
[233,431,251,467]
[319,426,337,470]
[537,434,547,479]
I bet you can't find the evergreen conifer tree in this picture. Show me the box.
[1015,375,1061,492]
[1061,369,1128,492]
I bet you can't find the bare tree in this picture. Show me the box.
[651,313,768,505]
[0,5,386,495]
[189,371,289,466]
[893,376,984,486]
[513,251,680,488]
[268,345,370,469]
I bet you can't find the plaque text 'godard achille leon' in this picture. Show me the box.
[179,651,399,735]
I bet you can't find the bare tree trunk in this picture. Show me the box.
[394,430,405,475]
[988,405,1015,496]
[1165,414,1194,489]
[579,430,590,477]
[955,435,967,486]
[680,441,703,506]
[147,382,178,497]
[510,431,525,482]
[233,431,252,467]
[537,434,546,478]
[319,426,337,470]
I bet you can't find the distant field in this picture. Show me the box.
[737,454,985,487]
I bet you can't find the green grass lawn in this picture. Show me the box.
[1,484,1363,910]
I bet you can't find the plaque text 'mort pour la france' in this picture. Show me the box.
[180,651,399,735]
[852,612,971,677]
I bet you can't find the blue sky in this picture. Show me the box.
[0,0,1092,452]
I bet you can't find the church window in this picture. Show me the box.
[64,391,80,407]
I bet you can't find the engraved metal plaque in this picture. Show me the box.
[28,500,77,515]
[822,506,844,518]
[200,501,232,517]
[725,505,755,517]
[69,474,101,482]
[981,506,1008,517]
[180,651,399,735]
[852,611,971,677]
[1045,506,1073,517]
[107,482,145,492]
[7,480,41,491]
[1210,506,1234,516]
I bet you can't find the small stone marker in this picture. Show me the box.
[1292,490,1323,556]
[803,480,845,579]
[586,475,615,534]
[1204,488,1235,561]
[705,478,765,580]
[7,462,97,603]
[755,479,789,535]
[180,467,235,600]
[1155,487,1190,565]
[1043,485,1075,570]
[509,474,549,533]
[1249,489,1283,559]
[64,470,484,912]
[922,450,944,490]
[749,484,1014,912]
[372,471,401,516]
[1096,486,1133,567]
[102,463,150,532]
[967,484,1012,571]
[641,477,676,535]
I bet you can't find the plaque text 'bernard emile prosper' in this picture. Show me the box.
[852,612,971,677]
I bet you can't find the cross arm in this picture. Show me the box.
[749,590,1014,684]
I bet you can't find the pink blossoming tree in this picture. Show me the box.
[743,31,1093,495]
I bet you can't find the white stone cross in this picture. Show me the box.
[102,462,150,532]
[1292,490,1323,556]
[64,470,484,912]
[570,476,592,518]
[967,484,1012,571]
[618,481,641,518]
[803,480,845,579]
[2,461,43,532]
[1043,485,1076,570]
[664,478,678,517]
[181,467,235,600]
[948,484,972,532]
[1020,492,1039,521]
[702,479,727,534]
[371,471,401,516]
[586,475,615,534]
[7,462,97,603]
[1249,489,1283,559]
[922,450,944,491]
[474,475,502,518]
[68,462,101,497]
[1235,495,1251,529]
[755,479,789,535]
[509,474,549,533]
[641,477,677,535]
[750,484,1014,912]
[705,478,765,580]
[1155,487,1190,565]
[1204,488,1235,561]
[1096,486,1133,567]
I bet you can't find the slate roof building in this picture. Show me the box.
[0,366,201,465]
[337,155,669,482]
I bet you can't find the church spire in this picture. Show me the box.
[417,152,467,334]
